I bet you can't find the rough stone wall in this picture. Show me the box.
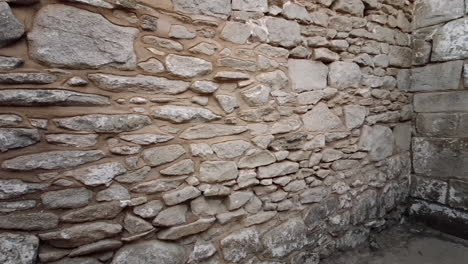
[408,0,468,239]
[0,0,413,263]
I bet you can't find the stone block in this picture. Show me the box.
[449,180,468,210]
[173,0,231,18]
[411,61,463,91]
[416,113,468,137]
[410,175,448,204]
[432,17,468,62]
[413,137,468,179]
[413,0,464,29]
[414,91,468,113]
[288,59,328,92]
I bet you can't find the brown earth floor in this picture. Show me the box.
[322,223,468,264]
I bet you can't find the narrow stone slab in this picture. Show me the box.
[151,105,220,123]
[0,128,40,152]
[173,0,231,18]
[0,73,57,84]
[54,114,151,133]
[1,150,104,171]
[157,218,216,240]
[88,74,190,94]
[0,179,48,200]
[165,54,212,78]
[416,113,468,137]
[64,162,127,186]
[28,4,138,69]
[411,61,464,91]
[180,124,248,140]
[0,56,24,69]
[0,89,110,106]
[0,212,59,231]
[414,91,468,112]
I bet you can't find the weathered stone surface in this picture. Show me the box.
[0,56,24,70]
[152,105,220,123]
[143,36,183,51]
[0,89,110,106]
[163,186,201,206]
[190,81,219,94]
[180,124,248,140]
[173,0,231,18]
[328,61,361,89]
[413,137,468,178]
[358,125,394,161]
[0,212,58,231]
[0,200,36,213]
[232,0,267,12]
[302,103,344,132]
[157,218,216,240]
[221,228,262,263]
[0,73,56,84]
[411,61,464,91]
[61,201,124,222]
[120,134,174,145]
[411,175,447,204]
[258,161,300,179]
[199,161,238,183]
[97,184,130,201]
[214,71,250,81]
[89,74,190,94]
[432,18,468,61]
[343,105,366,129]
[169,25,196,39]
[265,17,301,48]
[226,191,253,210]
[46,134,98,148]
[0,114,22,127]
[332,0,364,16]
[288,59,328,92]
[166,54,213,78]
[414,91,468,113]
[160,159,195,176]
[131,178,183,194]
[39,222,122,248]
[220,22,251,44]
[65,162,127,186]
[0,179,48,200]
[49,257,100,264]
[115,166,151,184]
[0,233,39,264]
[449,180,468,210]
[0,2,24,47]
[212,140,251,159]
[63,0,115,8]
[0,128,39,152]
[111,240,187,264]
[2,150,104,171]
[153,205,187,226]
[415,113,468,137]
[138,58,165,73]
[142,145,186,167]
[238,150,276,169]
[69,239,122,257]
[216,95,239,114]
[133,200,164,219]
[262,218,314,258]
[188,240,217,263]
[389,46,412,67]
[28,5,138,69]
[54,114,151,133]
[413,0,464,29]
[42,188,92,209]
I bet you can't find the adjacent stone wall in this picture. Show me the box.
[409,0,468,239]
[0,0,413,263]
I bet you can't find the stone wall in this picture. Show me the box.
[409,0,468,239]
[0,0,413,263]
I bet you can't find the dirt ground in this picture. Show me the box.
[322,222,468,264]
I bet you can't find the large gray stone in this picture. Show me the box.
[332,0,364,16]
[180,124,248,140]
[411,61,464,91]
[0,212,59,231]
[388,46,412,67]
[0,179,48,200]
[0,200,36,213]
[220,228,262,263]
[41,188,92,209]
[142,145,186,167]
[413,137,468,179]
[111,240,187,264]
[232,0,267,12]
[288,59,328,92]
[0,114,22,127]
[199,161,238,183]
[64,162,127,186]
[61,201,124,222]
[238,150,276,169]
[0,233,39,264]
[152,105,220,123]
[410,175,447,204]
[449,179,468,210]
[0,2,24,47]
[28,5,138,69]
[212,140,252,159]
[416,113,468,137]
[88,74,190,94]
[39,222,122,248]
[165,54,213,78]
[413,0,464,29]
[54,114,151,133]
[302,103,344,132]
[0,89,110,106]
[0,128,39,152]
[173,0,231,18]
[257,161,300,179]
[119,134,174,145]
[358,125,394,161]
[432,18,468,62]
[163,186,201,206]
[265,17,301,48]
[1,150,104,171]
[220,22,252,44]
[157,218,215,240]
[414,91,468,113]
[343,105,366,129]
[328,61,361,89]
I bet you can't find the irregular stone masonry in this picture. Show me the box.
[0,0,433,263]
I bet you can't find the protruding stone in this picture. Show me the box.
[216,95,240,113]
[214,71,250,81]
[138,58,165,73]
[0,73,57,84]
[119,134,174,145]
[61,201,124,223]
[343,105,367,129]
[169,25,196,39]
[1,150,104,171]
[69,239,123,257]
[265,17,301,48]
[257,161,300,179]
[0,2,25,48]
[142,145,186,167]
[160,159,195,176]
[28,4,138,69]
[238,150,276,169]
[191,81,220,94]
[302,103,344,132]
[163,186,201,206]
[288,59,328,92]
[232,0,267,12]
[142,36,183,51]
[88,74,190,94]
[212,140,252,159]
[332,0,365,16]
[54,114,151,133]
[153,205,187,226]
[0,179,48,200]
[166,54,213,78]
[0,114,22,127]
[188,240,217,264]
[152,105,220,123]
[0,200,36,213]
[97,184,131,201]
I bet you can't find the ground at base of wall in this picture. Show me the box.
[321,222,468,264]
